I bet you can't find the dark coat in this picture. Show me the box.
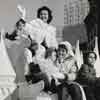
[77,64,97,86]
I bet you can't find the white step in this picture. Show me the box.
[18,82,58,100]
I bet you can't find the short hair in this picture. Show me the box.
[37,6,53,24]
[16,19,26,28]
[58,44,68,53]
[86,51,97,60]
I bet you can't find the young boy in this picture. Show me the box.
[5,19,27,40]
[77,51,100,100]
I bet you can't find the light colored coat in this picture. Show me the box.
[56,56,77,81]
[24,18,58,48]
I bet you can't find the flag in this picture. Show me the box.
[75,40,83,70]
[94,37,100,77]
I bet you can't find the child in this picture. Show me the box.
[37,48,65,93]
[43,48,65,85]
[77,51,100,100]
[24,40,50,92]
[5,19,27,41]
[56,41,83,100]
[56,41,77,81]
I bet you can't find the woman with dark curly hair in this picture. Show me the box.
[17,5,58,50]
[37,6,53,24]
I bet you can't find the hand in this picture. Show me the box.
[55,78,61,85]
[28,80,32,85]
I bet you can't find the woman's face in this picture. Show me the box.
[40,10,49,23]
[58,48,67,60]
[87,53,96,66]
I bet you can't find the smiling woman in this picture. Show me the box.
[17,5,58,50]
[37,6,53,24]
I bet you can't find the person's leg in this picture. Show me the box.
[94,78,100,100]
[94,86,100,100]
[50,78,57,93]
[33,72,50,92]
[57,83,72,100]
[62,86,72,100]
[84,86,96,100]
[56,84,63,100]
[68,84,83,100]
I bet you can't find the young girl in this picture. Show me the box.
[56,41,77,81]
[42,48,65,85]
[56,41,83,100]
[35,48,65,93]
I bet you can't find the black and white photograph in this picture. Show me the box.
[0,0,100,100]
